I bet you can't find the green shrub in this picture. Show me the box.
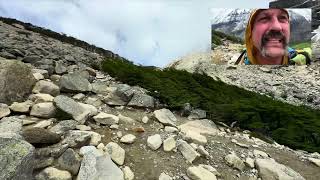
[101,59,320,152]
[211,30,243,48]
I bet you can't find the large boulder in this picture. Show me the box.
[59,72,92,92]
[0,59,36,104]
[0,117,22,134]
[153,109,177,126]
[22,127,61,144]
[77,146,124,180]
[54,95,91,124]
[127,93,155,108]
[255,158,305,180]
[0,133,35,180]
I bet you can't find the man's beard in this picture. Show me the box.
[259,30,288,58]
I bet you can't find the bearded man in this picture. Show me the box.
[235,8,311,65]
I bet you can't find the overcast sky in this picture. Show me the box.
[0,0,271,67]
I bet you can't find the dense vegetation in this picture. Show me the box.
[102,58,320,152]
[212,30,243,48]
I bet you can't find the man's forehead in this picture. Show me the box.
[256,9,288,17]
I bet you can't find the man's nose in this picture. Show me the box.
[270,18,282,31]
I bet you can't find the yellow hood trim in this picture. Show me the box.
[245,9,289,65]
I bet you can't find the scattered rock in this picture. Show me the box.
[255,158,305,180]
[0,117,23,134]
[127,92,155,108]
[57,148,81,175]
[154,108,177,126]
[29,93,54,103]
[35,166,72,180]
[177,140,200,163]
[225,152,245,171]
[54,95,90,123]
[0,103,11,118]
[118,113,136,124]
[61,130,91,148]
[0,59,36,104]
[93,112,119,125]
[49,120,78,135]
[142,116,149,123]
[32,80,60,96]
[105,142,126,165]
[77,146,124,180]
[0,133,35,180]
[30,102,56,118]
[9,101,32,113]
[147,134,162,150]
[187,166,217,180]
[120,134,136,144]
[122,166,134,180]
[253,149,269,158]
[245,157,255,168]
[59,72,92,92]
[22,127,61,144]
[308,157,320,167]
[179,119,219,136]
[163,135,176,152]
[159,172,173,180]
[164,126,179,133]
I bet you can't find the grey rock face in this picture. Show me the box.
[127,93,155,108]
[0,59,36,104]
[32,80,60,96]
[57,148,81,175]
[22,55,41,63]
[177,140,200,163]
[22,127,61,144]
[77,146,124,180]
[61,130,91,148]
[153,108,177,126]
[0,133,35,180]
[91,81,110,95]
[49,120,78,135]
[0,103,11,118]
[188,109,206,120]
[0,117,22,134]
[35,166,72,180]
[54,95,91,123]
[35,144,69,158]
[147,134,162,150]
[255,158,305,180]
[187,166,217,180]
[225,152,245,171]
[55,60,68,74]
[30,102,57,118]
[104,142,126,165]
[93,112,119,125]
[59,72,92,92]
[9,101,32,113]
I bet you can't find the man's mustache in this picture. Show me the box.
[261,30,288,47]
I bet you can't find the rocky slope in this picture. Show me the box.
[168,36,320,111]
[1,20,320,180]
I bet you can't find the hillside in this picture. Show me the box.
[0,18,320,180]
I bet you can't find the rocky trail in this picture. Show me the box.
[0,20,320,180]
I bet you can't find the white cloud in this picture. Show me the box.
[0,0,270,67]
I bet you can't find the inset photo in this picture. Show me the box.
[210,8,312,65]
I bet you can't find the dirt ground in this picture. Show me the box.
[92,107,320,180]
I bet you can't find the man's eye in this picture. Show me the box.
[279,16,288,22]
[259,17,269,21]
